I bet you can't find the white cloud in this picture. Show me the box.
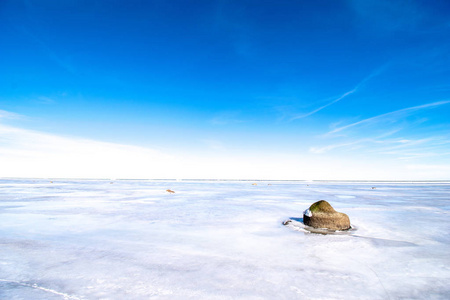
[0,123,177,179]
[1,110,449,181]
[0,122,389,180]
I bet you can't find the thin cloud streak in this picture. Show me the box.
[290,65,387,121]
[309,138,361,154]
[291,89,357,120]
[327,100,450,135]
[18,26,76,75]
[373,136,450,160]
[310,129,400,154]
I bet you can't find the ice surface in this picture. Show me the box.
[1,179,449,299]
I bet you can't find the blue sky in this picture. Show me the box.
[1,0,450,180]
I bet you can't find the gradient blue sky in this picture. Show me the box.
[1,0,450,180]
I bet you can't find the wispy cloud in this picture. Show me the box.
[371,136,450,160]
[348,0,426,32]
[208,98,449,174]
[309,140,362,154]
[290,66,386,121]
[0,109,22,120]
[308,100,450,165]
[18,26,76,75]
[290,89,357,121]
[326,100,450,135]
[36,96,56,104]
[309,129,400,154]
[201,139,226,151]
[210,111,246,125]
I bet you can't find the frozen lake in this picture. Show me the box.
[1,179,449,299]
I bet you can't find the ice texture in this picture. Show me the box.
[1,179,449,299]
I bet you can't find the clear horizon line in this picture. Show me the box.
[1,177,449,183]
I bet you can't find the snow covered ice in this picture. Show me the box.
[0,179,449,299]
